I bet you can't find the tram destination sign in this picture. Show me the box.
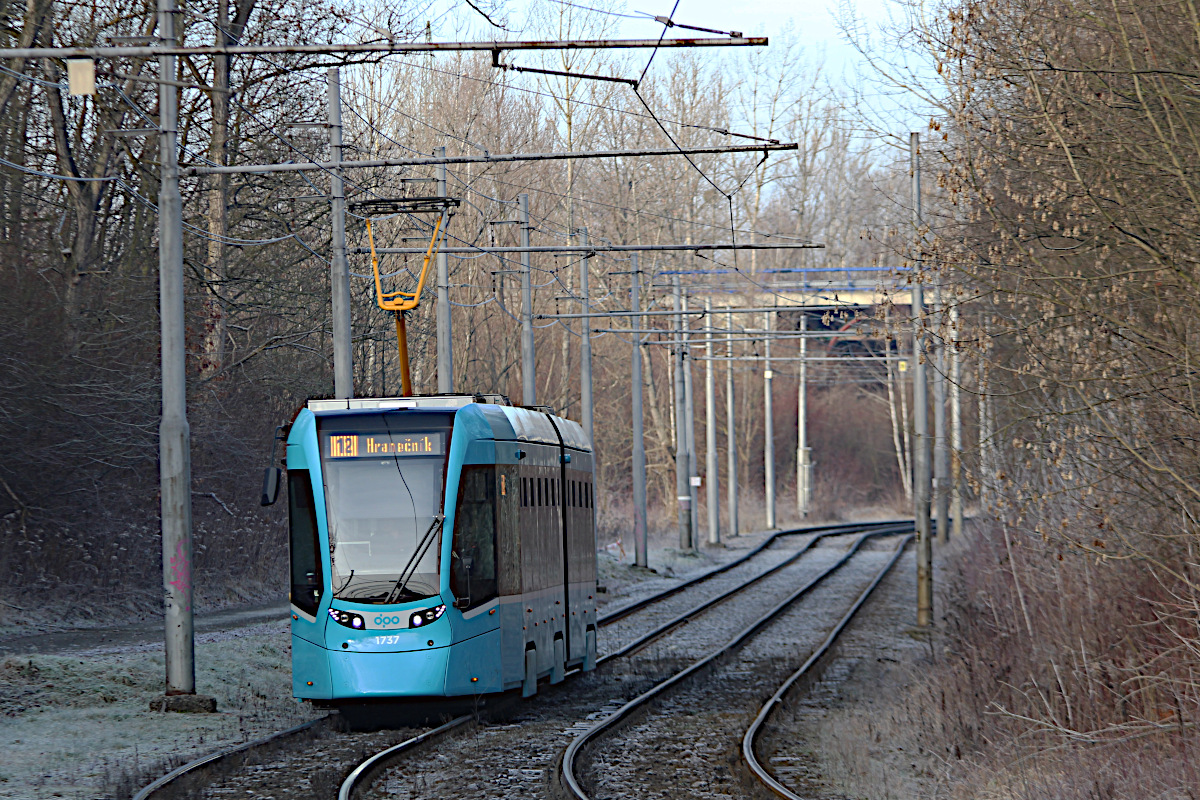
[325,431,446,459]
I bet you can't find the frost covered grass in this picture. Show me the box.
[0,620,320,799]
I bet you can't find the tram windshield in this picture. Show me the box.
[317,413,451,604]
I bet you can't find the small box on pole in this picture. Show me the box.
[67,59,95,95]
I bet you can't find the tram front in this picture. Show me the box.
[286,407,456,700]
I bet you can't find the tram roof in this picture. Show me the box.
[305,395,591,453]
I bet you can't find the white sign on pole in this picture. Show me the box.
[67,59,95,95]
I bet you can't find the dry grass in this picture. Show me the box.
[824,519,1200,800]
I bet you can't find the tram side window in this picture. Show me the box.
[452,465,499,610]
[288,470,323,617]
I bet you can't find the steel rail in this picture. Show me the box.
[742,534,914,800]
[559,528,912,800]
[337,520,910,800]
[596,519,908,626]
[131,715,329,800]
[597,523,914,664]
[336,714,474,800]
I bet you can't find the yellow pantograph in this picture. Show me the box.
[366,212,447,312]
[364,211,449,395]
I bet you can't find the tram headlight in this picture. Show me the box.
[328,608,366,630]
[409,604,446,628]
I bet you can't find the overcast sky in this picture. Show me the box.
[588,0,895,70]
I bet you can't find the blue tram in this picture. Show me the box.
[281,394,598,703]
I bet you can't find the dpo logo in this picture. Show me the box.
[374,615,403,627]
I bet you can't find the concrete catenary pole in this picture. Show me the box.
[726,309,740,536]
[797,311,810,516]
[579,228,594,443]
[435,146,453,393]
[682,292,700,550]
[519,194,535,405]
[978,359,988,509]
[328,68,353,399]
[763,311,776,529]
[704,299,720,545]
[950,301,963,539]
[158,0,197,700]
[673,275,692,549]
[630,257,648,567]
[911,132,933,627]
[934,281,950,543]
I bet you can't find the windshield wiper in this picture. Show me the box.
[385,514,444,605]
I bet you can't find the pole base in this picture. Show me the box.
[150,693,218,713]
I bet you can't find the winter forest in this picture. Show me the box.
[5,0,1200,795]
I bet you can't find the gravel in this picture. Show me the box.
[575,538,908,800]
[751,545,939,800]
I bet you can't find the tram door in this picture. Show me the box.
[450,465,499,626]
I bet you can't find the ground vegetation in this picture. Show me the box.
[853,0,1200,794]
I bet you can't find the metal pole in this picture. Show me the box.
[630,257,648,567]
[726,309,739,536]
[704,299,720,545]
[934,282,949,543]
[158,0,196,699]
[519,194,535,405]
[763,311,776,529]
[682,292,699,551]
[436,146,453,393]
[673,275,692,549]
[579,228,594,442]
[328,68,352,399]
[797,311,810,516]
[912,132,933,627]
[950,301,964,539]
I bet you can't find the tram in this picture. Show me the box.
[267,394,598,704]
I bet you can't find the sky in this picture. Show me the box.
[583,0,898,75]
[443,0,930,132]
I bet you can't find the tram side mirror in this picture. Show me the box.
[261,467,281,506]
[260,424,287,506]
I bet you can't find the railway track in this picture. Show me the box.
[741,534,913,800]
[343,524,911,800]
[559,531,912,800]
[133,519,909,800]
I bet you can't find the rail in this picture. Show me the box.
[742,534,914,800]
[559,527,913,800]
[339,520,911,800]
[133,518,911,800]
